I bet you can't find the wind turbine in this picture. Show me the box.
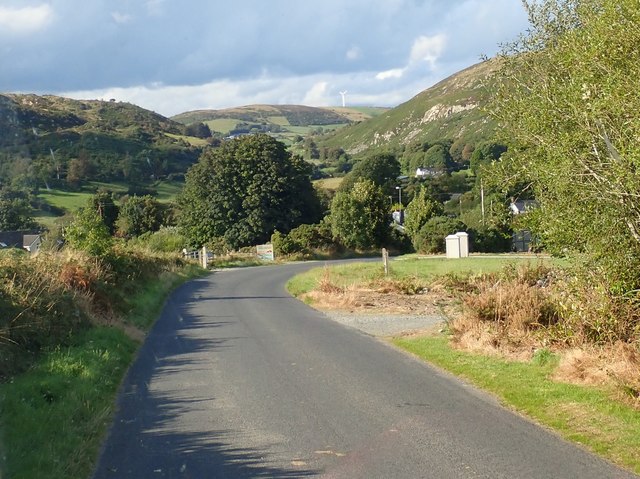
[339,90,348,108]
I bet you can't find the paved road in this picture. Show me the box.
[93,262,636,478]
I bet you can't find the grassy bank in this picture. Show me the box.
[0,251,204,479]
[393,335,640,474]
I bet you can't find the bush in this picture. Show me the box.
[413,216,464,254]
[272,221,337,257]
[137,227,186,253]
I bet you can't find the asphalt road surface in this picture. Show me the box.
[93,262,637,478]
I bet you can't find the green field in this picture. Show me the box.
[314,177,344,190]
[164,132,209,147]
[204,118,238,134]
[34,180,185,227]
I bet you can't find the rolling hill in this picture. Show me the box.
[0,94,203,187]
[171,104,388,145]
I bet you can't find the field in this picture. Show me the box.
[313,177,344,190]
[33,180,185,227]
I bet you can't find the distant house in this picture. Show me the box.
[509,200,538,252]
[509,199,537,215]
[415,167,443,179]
[23,234,42,254]
[0,231,42,256]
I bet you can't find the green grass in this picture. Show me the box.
[393,335,640,474]
[266,115,290,126]
[1,327,138,479]
[37,182,128,213]
[35,180,183,225]
[125,263,203,330]
[287,255,549,296]
[314,177,344,190]
[38,188,94,212]
[154,179,184,203]
[204,118,239,134]
[164,132,209,147]
[0,262,206,479]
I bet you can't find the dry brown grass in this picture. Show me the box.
[446,264,558,359]
[553,342,640,406]
[445,263,640,403]
[302,261,640,403]
[302,268,452,315]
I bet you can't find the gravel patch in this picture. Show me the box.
[322,311,446,337]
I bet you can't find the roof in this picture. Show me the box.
[23,235,41,248]
[0,231,41,250]
[0,231,26,248]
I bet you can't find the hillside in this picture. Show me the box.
[0,94,202,187]
[317,60,500,159]
[171,104,387,145]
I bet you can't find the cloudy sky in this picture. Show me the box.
[0,1,530,117]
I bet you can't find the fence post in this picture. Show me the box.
[382,248,389,275]
[201,246,208,268]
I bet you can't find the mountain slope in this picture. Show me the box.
[318,60,500,157]
[0,94,202,185]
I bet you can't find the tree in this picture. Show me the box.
[116,195,164,238]
[404,187,443,249]
[0,196,37,231]
[469,141,507,174]
[185,122,212,139]
[89,191,119,235]
[178,134,322,249]
[339,153,401,195]
[64,205,112,257]
[423,144,453,171]
[330,179,389,250]
[491,0,640,289]
[66,152,92,187]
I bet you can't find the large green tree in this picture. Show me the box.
[491,0,640,289]
[330,179,389,250]
[178,134,321,249]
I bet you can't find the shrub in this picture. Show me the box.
[136,226,186,253]
[272,221,337,257]
[413,216,464,254]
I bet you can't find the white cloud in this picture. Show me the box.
[302,81,330,105]
[0,5,53,35]
[111,12,133,24]
[376,68,405,81]
[17,2,530,115]
[409,34,446,68]
[346,46,361,61]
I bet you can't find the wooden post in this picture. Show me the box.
[382,248,389,276]
[201,246,208,269]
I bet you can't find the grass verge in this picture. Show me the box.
[393,335,640,474]
[0,263,205,479]
[287,255,549,296]
[1,327,137,479]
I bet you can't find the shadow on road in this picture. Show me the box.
[93,277,317,478]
